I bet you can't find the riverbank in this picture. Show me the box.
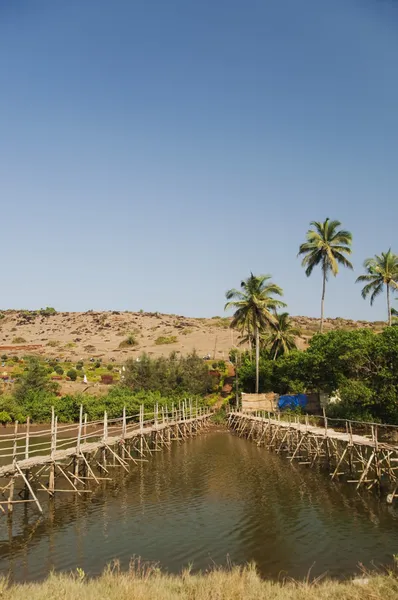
[1,564,397,599]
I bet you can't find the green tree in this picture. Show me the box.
[298,218,353,333]
[225,273,285,393]
[264,312,301,360]
[356,249,398,326]
[14,356,59,401]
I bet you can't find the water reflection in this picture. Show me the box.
[0,430,397,581]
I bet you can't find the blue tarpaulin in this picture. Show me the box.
[278,394,308,410]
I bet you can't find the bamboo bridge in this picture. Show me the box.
[0,402,211,515]
[228,410,398,503]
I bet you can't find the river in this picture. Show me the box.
[0,429,397,581]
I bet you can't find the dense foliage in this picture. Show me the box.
[123,351,216,396]
[0,354,212,424]
[237,328,398,422]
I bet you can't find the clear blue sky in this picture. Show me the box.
[1,0,397,320]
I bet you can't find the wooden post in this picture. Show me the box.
[16,464,43,513]
[84,413,87,440]
[8,477,15,514]
[12,420,19,466]
[323,407,328,437]
[122,406,126,439]
[76,405,83,456]
[103,411,108,442]
[25,417,30,460]
[50,406,55,459]
[24,417,30,500]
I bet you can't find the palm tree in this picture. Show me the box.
[298,218,353,333]
[356,250,398,326]
[263,312,301,360]
[225,273,285,393]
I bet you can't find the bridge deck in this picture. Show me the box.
[0,414,209,478]
[229,412,398,451]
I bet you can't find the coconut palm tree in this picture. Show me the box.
[356,250,398,326]
[263,312,301,360]
[225,273,285,393]
[298,218,353,333]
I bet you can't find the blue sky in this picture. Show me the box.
[1,0,397,320]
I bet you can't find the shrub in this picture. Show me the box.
[47,340,60,347]
[94,361,101,369]
[154,336,177,345]
[47,366,54,375]
[40,307,57,316]
[12,356,20,362]
[54,365,64,375]
[107,364,114,371]
[0,411,12,424]
[76,361,84,370]
[66,369,77,381]
[12,337,27,344]
[0,313,5,320]
[1,354,7,361]
[119,334,138,348]
[101,374,114,384]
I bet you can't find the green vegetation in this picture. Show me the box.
[39,306,57,316]
[263,312,301,360]
[356,250,398,327]
[67,368,77,381]
[124,351,215,396]
[155,335,178,345]
[225,273,285,393]
[119,333,138,348]
[237,327,398,423]
[12,337,27,344]
[0,353,211,423]
[298,218,353,333]
[0,564,396,600]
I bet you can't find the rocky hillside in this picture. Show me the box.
[0,309,384,363]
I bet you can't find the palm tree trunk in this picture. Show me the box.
[255,324,260,394]
[320,269,326,333]
[387,283,391,326]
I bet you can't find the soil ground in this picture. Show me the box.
[0,310,384,363]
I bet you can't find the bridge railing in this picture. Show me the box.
[0,400,209,465]
[232,409,398,448]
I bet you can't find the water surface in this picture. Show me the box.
[1,430,397,581]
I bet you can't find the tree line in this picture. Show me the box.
[225,217,398,394]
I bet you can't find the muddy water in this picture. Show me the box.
[0,430,398,581]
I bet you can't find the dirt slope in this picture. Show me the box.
[0,310,384,363]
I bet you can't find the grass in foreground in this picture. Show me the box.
[1,563,398,600]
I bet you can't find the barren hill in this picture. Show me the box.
[0,310,385,363]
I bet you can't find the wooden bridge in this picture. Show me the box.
[228,410,398,503]
[0,402,211,515]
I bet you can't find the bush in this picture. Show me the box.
[0,411,12,424]
[54,365,64,375]
[40,307,57,316]
[1,354,7,361]
[67,369,77,381]
[154,336,178,345]
[123,351,214,396]
[12,337,26,344]
[119,334,138,348]
[12,356,20,362]
[76,361,84,371]
[47,340,60,347]
[107,364,113,371]
[94,361,101,369]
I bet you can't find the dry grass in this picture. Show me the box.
[1,563,398,600]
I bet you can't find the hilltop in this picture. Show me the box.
[0,309,385,363]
